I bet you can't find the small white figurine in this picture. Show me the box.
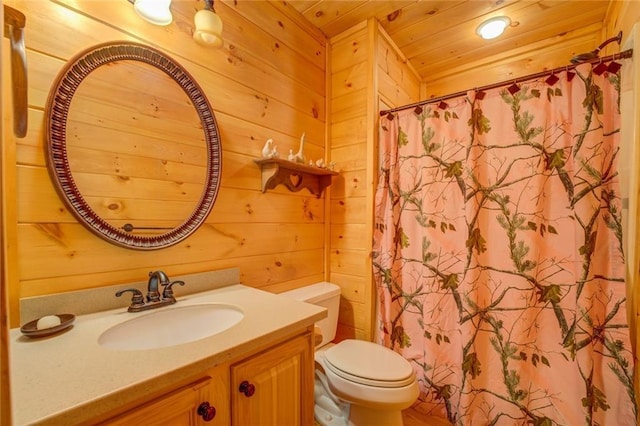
[315,158,325,168]
[262,139,274,158]
[292,132,306,163]
[261,138,279,158]
[288,149,296,162]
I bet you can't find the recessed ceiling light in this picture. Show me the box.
[476,16,511,40]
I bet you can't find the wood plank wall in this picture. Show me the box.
[2,0,329,327]
[329,21,370,341]
[328,19,420,341]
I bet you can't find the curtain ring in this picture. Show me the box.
[593,58,608,75]
[507,80,520,94]
[607,54,623,73]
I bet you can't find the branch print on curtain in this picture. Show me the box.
[373,64,636,425]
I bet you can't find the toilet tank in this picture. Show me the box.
[280,282,340,348]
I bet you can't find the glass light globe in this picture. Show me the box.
[193,9,224,48]
[134,0,172,26]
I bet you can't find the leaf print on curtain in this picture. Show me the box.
[373,64,636,425]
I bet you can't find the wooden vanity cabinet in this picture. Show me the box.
[101,376,216,426]
[101,329,313,426]
[231,332,314,425]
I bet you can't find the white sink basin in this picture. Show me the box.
[98,303,244,351]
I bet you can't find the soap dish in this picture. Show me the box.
[20,314,75,338]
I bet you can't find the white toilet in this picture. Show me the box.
[282,282,419,426]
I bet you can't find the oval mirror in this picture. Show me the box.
[45,41,221,250]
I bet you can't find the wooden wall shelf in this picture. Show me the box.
[254,158,338,198]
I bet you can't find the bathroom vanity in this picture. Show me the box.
[9,278,325,425]
[101,330,312,425]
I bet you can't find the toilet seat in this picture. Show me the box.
[323,340,415,388]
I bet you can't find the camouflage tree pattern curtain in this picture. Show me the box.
[373,64,636,425]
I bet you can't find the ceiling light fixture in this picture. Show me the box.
[130,0,173,26]
[476,16,511,40]
[193,0,224,48]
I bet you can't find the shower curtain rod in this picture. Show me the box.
[379,49,633,117]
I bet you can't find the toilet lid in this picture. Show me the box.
[323,340,415,388]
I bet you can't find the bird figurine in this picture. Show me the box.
[288,149,296,162]
[261,139,274,158]
[292,132,306,163]
[315,158,325,168]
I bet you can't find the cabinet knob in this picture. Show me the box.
[197,401,216,422]
[238,380,255,397]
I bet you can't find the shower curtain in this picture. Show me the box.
[373,64,637,424]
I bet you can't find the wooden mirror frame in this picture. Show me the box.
[45,41,221,250]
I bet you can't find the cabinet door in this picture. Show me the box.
[231,333,313,426]
[103,377,214,426]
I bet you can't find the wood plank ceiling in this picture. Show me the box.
[289,1,614,90]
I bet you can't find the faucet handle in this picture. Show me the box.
[162,280,185,301]
[116,288,145,311]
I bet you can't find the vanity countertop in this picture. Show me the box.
[9,284,326,425]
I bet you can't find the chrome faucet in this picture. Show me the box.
[116,270,185,312]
